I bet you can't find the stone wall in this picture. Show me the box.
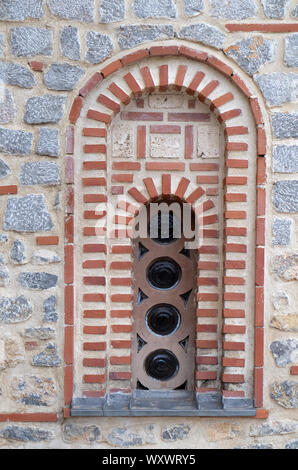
[0,0,298,449]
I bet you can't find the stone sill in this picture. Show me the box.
[71,391,256,417]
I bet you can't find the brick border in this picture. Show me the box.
[65,44,267,416]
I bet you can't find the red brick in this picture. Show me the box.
[250,97,263,125]
[224,293,245,301]
[83,127,107,137]
[159,64,168,92]
[222,357,245,367]
[137,125,146,158]
[225,260,246,269]
[197,293,219,301]
[225,23,298,32]
[145,162,185,171]
[110,356,131,365]
[225,227,247,236]
[218,108,241,122]
[97,94,120,113]
[83,276,106,286]
[197,324,217,333]
[150,45,179,56]
[197,309,218,317]
[121,111,162,121]
[185,125,194,159]
[64,245,73,284]
[225,243,247,253]
[69,96,83,124]
[140,66,155,93]
[113,162,140,171]
[36,236,59,245]
[255,287,264,327]
[179,46,208,62]
[64,326,74,365]
[256,409,268,419]
[111,340,132,348]
[212,92,234,108]
[187,71,205,95]
[143,177,158,199]
[162,174,171,196]
[197,277,218,286]
[83,310,106,318]
[196,371,217,380]
[225,193,247,202]
[83,161,106,170]
[254,367,263,407]
[175,177,190,198]
[124,72,142,95]
[225,126,248,136]
[111,324,132,333]
[83,374,106,383]
[223,325,246,334]
[64,365,73,406]
[0,185,17,195]
[150,125,181,134]
[222,374,244,383]
[65,215,73,244]
[121,49,149,65]
[83,293,106,302]
[226,143,248,152]
[224,277,245,285]
[83,260,105,269]
[111,310,132,318]
[290,366,298,375]
[168,112,210,122]
[196,356,218,365]
[186,186,205,204]
[198,80,219,101]
[83,194,107,203]
[111,245,132,254]
[257,127,266,155]
[83,342,106,351]
[198,260,219,270]
[222,390,245,398]
[255,327,264,367]
[174,64,187,91]
[83,358,106,367]
[65,126,74,154]
[29,60,43,71]
[101,60,122,77]
[207,56,233,76]
[198,245,218,254]
[83,325,106,334]
[257,188,266,216]
[225,211,246,219]
[109,372,131,380]
[225,176,247,185]
[83,244,106,253]
[128,187,147,204]
[231,74,252,97]
[87,109,111,124]
[196,340,218,349]
[197,175,218,184]
[82,177,106,186]
[111,294,133,303]
[255,247,264,286]
[65,285,74,325]
[65,156,74,183]
[223,308,245,317]
[84,144,106,154]
[112,174,133,183]
[223,341,245,351]
[109,82,131,104]
[79,72,103,97]
[257,157,266,185]
[190,163,218,171]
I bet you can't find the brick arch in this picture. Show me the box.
[64,43,267,417]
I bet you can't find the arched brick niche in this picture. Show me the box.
[64,44,267,417]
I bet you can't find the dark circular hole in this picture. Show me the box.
[148,211,180,244]
[147,257,181,290]
[145,349,179,381]
[146,304,180,336]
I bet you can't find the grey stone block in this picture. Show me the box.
[273,181,298,213]
[36,127,59,157]
[32,249,60,265]
[162,424,190,441]
[0,0,44,21]
[24,94,66,124]
[48,0,94,22]
[0,425,52,442]
[44,63,85,91]
[133,0,176,18]
[0,33,4,56]
[85,31,113,64]
[272,253,298,281]
[32,343,61,367]
[4,194,54,232]
[292,5,298,17]
[99,0,125,22]
[250,420,297,437]
[272,218,292,246]
[10,239,26,264]
[261,0,290,18]
[20,162,60,186]
[62,423,101,444]
[60,26,80,60]
[285,34,298,67]
[43,296,58,323]
[107,425,156,447]
[0,89,15,124]
[10,375,56,406]
[273,145,298,173]
[255,72,298,106]
[25,328,56,340]
[210,0,257,19]
[0,295,32,323]
[0,158,11,180]
[183,0,204,16]
[225,37,275,75]
[286,440,298,449]
[272,113,298,138]
[0,127,32,155]
[0,62,35,88]
[0,233,8,243]
[270,339,298,367]
[18,272,58,290]
[178,23,226,49]
[271,380,298,408]
[10,27,52,57]
[117,25,174,49]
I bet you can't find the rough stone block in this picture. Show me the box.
[60,26,80,60]
[270,339,298,367]
[99,0,125,22]
[24,95,66,124]
[256,73,298,106]
[0,335,25,369]
[43,296,58,323]
[273,180,298,213]
[272,254,298,281]
[10,375,56,406]
[62,423,101,443]
[10,27,52,57]
[10,239,26,264]
[198,126,220,158]
[133,0,176,18]
[183,0,204,16]
[0,33,4,56]
[0,0,44,21]
[162,424,190,441]
[4,194,54,232]
[0,425,53,442]
[286,440,298,449]
[272,218,292,245]
[36,128,59,157]
[292,5,298,17]
[210,0,257,19]
[32,250,60,265]
[107,425,156,447]
[261,0,290,18]
[178,23,226,49]
[0,295,32,323]
[0,62,35,88]
[225,37,275,75]
[272,113,298,139]
[85,31,113,64]
[271,381,298,408]
[272,291,289,310]
[0,89,15,124]
[271,314,298,332]
[250,420,297,436]
[48,0,94,22]
[32,343,61,367]
[20,162,60,186]
[150,135,181,158]
[0,158,11,180]
[44,63,85,91]
[0,127,32,155]
[0,267,9,287]
[284,34,298,67]
[112,123,134,158]
[18,272,58,290]
[273,145,298,173]
[24,328,56,340]
[117,25,174,49]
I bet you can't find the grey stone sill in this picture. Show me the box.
[71,391,256,417]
